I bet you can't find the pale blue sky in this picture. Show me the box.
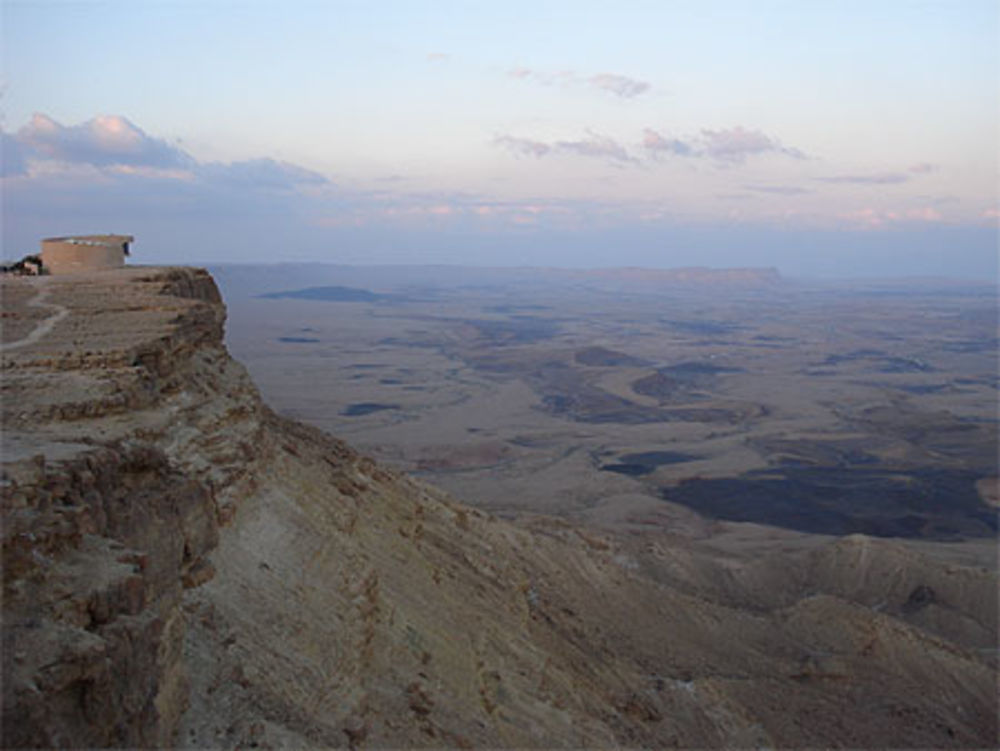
[2,0,997,277]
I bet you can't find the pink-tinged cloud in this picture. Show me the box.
[841,206,946,229]
[817,173,910,185]
[9,113,328,191]
[17,113,193,169]
[909,162,939,174]
[699,126,805,163]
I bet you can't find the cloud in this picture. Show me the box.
[493,134,552,158]
[640,126,804,163]
[555,132,635,163]
[495,132,634,164]
[909,162,938,174]
[699,127,805,163]
[744,184,812,195]
[816,173,910,185]
[199,158,328,190]
[1,131,29,177]
[587,73,650,98]
[840,206,945,229]
[17,113,192,169]
[507,67,651,98]
[425,52,450,62]
[641,128,693,156]
[498,125,805,167]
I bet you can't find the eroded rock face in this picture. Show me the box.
[2,269,256,747]
[2,268,997,749]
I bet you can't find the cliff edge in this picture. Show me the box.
[2,268,996,748]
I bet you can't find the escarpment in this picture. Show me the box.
[2,268,997,749]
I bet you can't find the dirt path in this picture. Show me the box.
[0,285,69,353]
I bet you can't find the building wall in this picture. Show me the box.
[40,235,131,275]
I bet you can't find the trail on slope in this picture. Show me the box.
[0,285,69,353]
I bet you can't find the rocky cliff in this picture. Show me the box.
[2,268,996,748]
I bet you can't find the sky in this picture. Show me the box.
[2,0,998,278]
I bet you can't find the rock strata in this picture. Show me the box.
[2,268,996,748]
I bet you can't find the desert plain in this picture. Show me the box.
[215,264,998,571]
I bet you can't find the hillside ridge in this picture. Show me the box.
[2,267,996,748]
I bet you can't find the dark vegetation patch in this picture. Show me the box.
[663,468,996,540]
[632,362,745,401]
[660,361,746,379]
[601,451,698,477]
[819,351,932,373]
[341,403,399,416]
[751,437,881,468]
[277,336,320,344]
[632,372,684,400]
[879,357,933,374]
[574,346,647,367]
[484,304,551,313]
[848,406,998,471]
[467,317,560,346]
[260,286,386,303]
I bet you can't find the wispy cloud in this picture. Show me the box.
[744,184,812,195]
[507,67,651,98]
[699,127,805,163]
[494,132,633,164]
[909,162,938,174]
[493,134,552,158]
[587,73,650,98]
[555,132,635,163]
[817,173,910,185]
[425,52,450,63]
[498,124,805,167]
[640,126,804,163]
[641,128,693,156]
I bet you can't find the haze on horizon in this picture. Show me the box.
[2,0,997,279]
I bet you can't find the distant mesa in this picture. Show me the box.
[277,336,320,344]
[261,286,384,303]
[574,346,647,367]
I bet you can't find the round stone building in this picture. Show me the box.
[40,235,133,275]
